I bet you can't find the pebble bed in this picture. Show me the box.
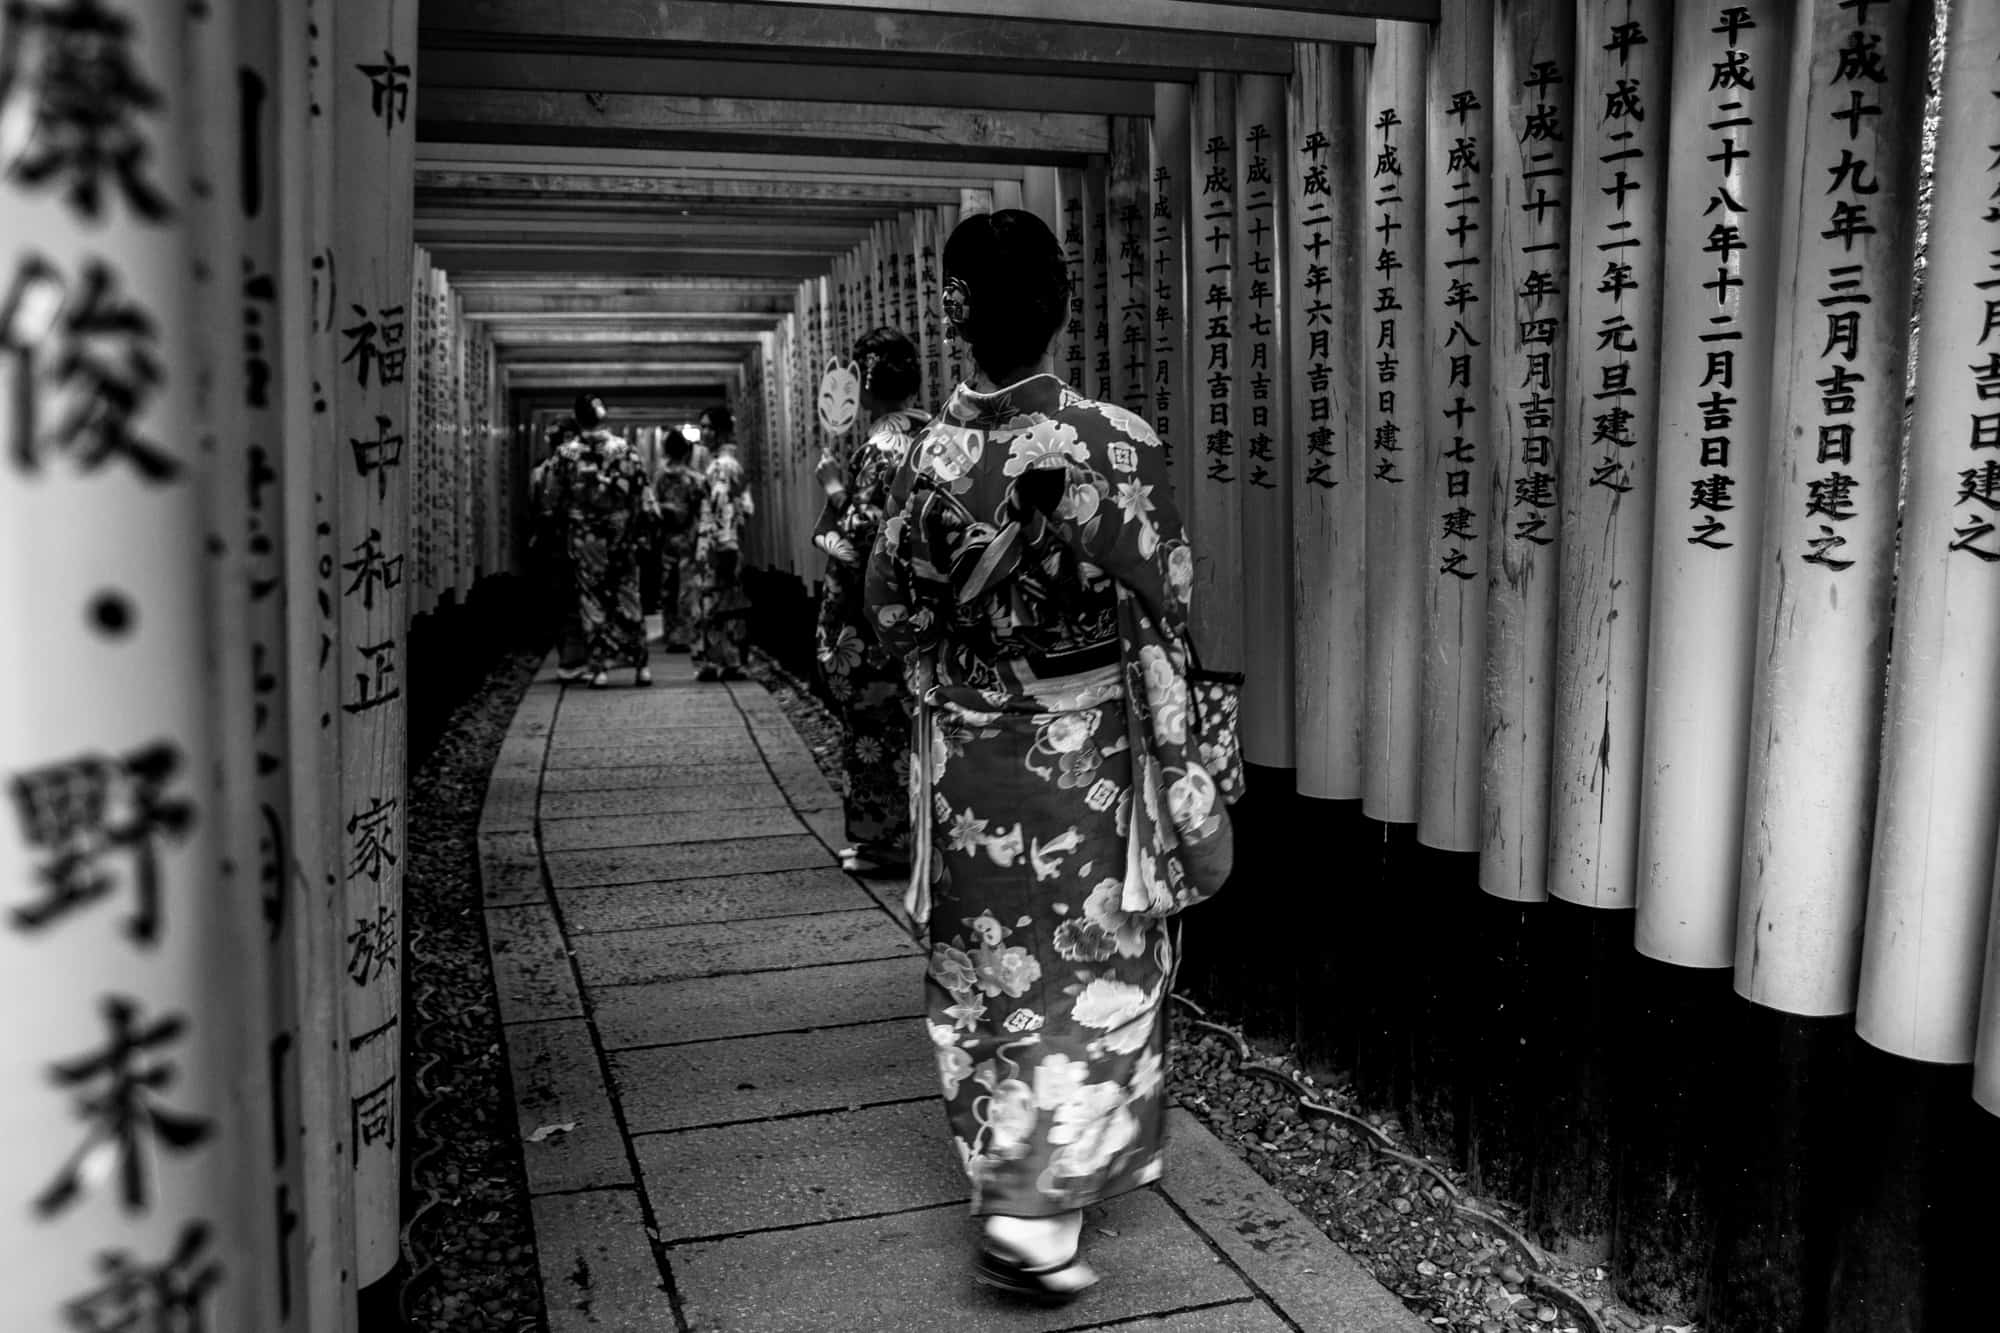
[743,647,1694,1333]
[401,648,546,1333]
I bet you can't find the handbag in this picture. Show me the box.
[1185,638,1246,806]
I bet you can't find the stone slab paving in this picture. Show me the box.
[591,956,924,1049]
[537,806,803,852]
[571,909,919,988]
[558,866,861,934]
[634,1100,963,1241]
[545,834,836,889]
[609,1019,937,1132]
[477,650,1424,1333]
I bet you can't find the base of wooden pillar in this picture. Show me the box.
[357,1266,408,1333]
[1465,889,1534,1202]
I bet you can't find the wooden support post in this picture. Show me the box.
[233,2,318,1319]
[1290,43,1366,800]
[937,203,966,396]
[992,178,1025,213]
[1107,119,1151,415]
[1740,0,1926,1017]
[1636,0,1795,959]
[1150,85,1195,520]
[918,212,944,411]
[1865,1,2000,1071]
[1189,71,1246,673]
[1235,74,1295,769]
[1022,166,1061,235]
[1086,165,1112,400]
[1416,0,1492,851]
[289,2,358,1326]
[1363,22,1428,824]
[0,1,278,1327]
[333,0,418,1301]
[1548,0,1670,909]
[1057,169,1092,391]
[1481,1,1575,901]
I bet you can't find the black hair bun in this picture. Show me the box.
[943,209,1070,379]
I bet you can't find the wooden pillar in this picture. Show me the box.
[1190,71,1246,673]
[992,178,1025,214]
[1086,166,1112,400]
[1865,0,2000,1070]
[1739,0,1926,1015]
[1417,0,1493,852]
[935,203,965,397]
[0,0,279,1326]
[1291,43,1367,801]
[1107,119,1151,415]
[1022,166,1060,235]
[1637,1,1795,958]
[332,0,417,1295]
[918,211,944,410]
[1236,74,1295,769]
[1057,169,1092,391]
[1150,85,1195,519]
[232,0,319,1319]
[287,1,358,1325]
[1363,22,1428,824]
[1482,2,1576,901]
[1547,0,1672,910]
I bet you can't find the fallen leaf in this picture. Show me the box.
[527,1121,577,1143]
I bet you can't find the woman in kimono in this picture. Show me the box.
[814,327,926,873]
[864,211,1232,1302]
[653,428,707,652]
[548,394,657,688]
[691,407,755,682]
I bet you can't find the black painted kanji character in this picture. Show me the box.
[0,0,171,221]
[1439,548,1476,581]
[345,796,398,883]
[1957,460,2000,511]
[1710,48,1756,92]
[4,255,175,480]
[1688,515,1733,550]
[354,49,409,131]
[1831,29,1887,85]
[341,527,404,610]
[1690,473,1737,512]
[338,300,404,384]
[60,1220,221,1332]
[1605,20,1648,65]
[36,996,213,1217]
[9,741,195,945]
[1807,471,1861,521]
[349,413,403,500]
[1803,524,1856,570]
[1712,5,1758,44]
[345,901,396,985]
[351,1075,396,1153]
[340,638,401,715]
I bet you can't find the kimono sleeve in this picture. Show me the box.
[1056,409,1194,641]
[862,452,938,663]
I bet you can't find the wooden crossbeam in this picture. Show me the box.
[422,0,1316,75]
[413,215,876,249]
[418,89,1108,164]
[485,328,772,346]
[416,170,963,208]
[447,275,801,292]
[427,249,837,278]
[718,0,1420,38]
[419,49,1158,117]
[416,142,1031,183]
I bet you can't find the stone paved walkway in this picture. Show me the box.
[478,651,1426,1333]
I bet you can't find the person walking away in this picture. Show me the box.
[653,427,706,652]
[691,406,755,681]
[530,418,591,679]
[547,393,658,688]
[813,327,926,874]
[864,210,1232,1304]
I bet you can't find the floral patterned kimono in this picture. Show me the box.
[815,409,926,863]
[692,446,755,673]
[864,373,1231,1219]
[548,430,657,673]
[654,456,706,649]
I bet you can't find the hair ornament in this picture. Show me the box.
[941,275,972,331]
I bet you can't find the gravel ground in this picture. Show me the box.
[744,646,1691,1333]
[401,648,547,1333]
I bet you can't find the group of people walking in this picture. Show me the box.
[529,397,754,686]
[531,210,1237,1306]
